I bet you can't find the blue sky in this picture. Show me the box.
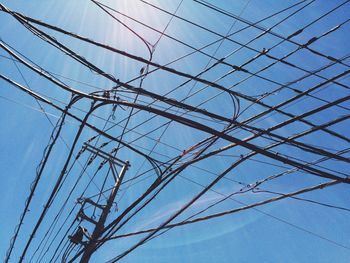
[1,0,350,262]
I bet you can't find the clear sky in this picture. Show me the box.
[0,0,350,262]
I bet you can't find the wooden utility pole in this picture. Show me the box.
[79,160,129,263]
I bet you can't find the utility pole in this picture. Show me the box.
[78,144,129,263]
